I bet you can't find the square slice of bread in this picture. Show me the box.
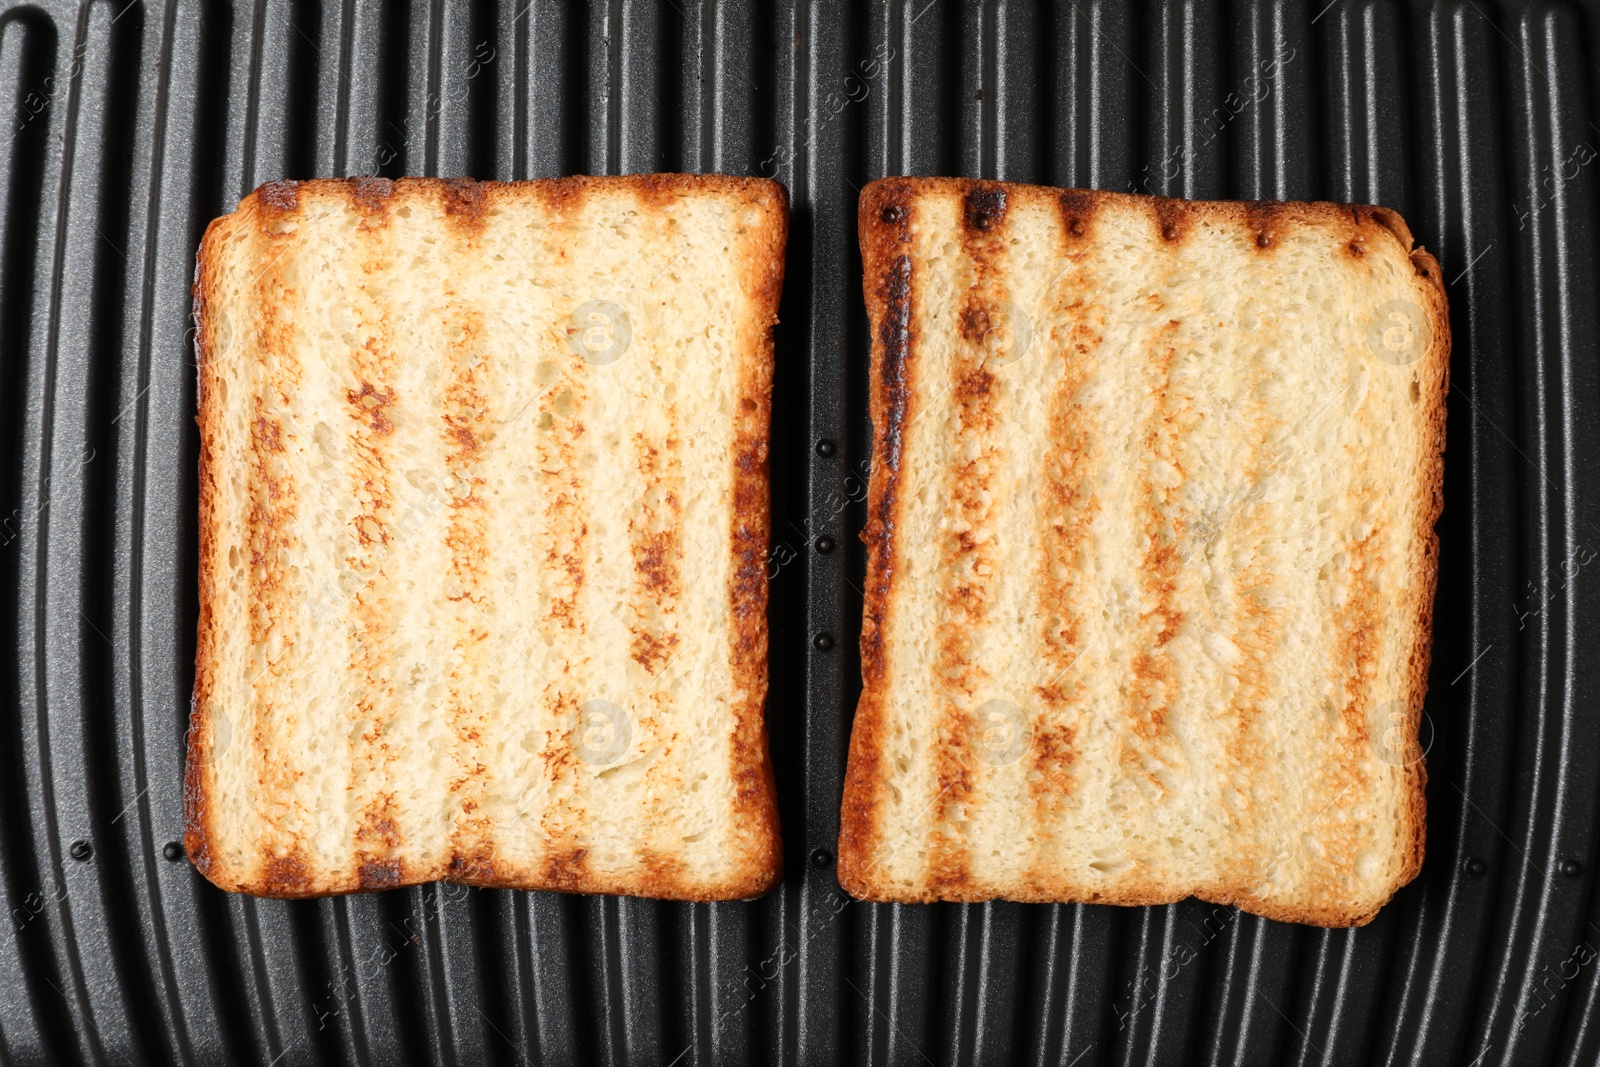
[187,174,785,900]
[838,177,1447,927]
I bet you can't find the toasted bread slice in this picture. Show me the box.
[187,175,785,900]
[839,177,1447,927]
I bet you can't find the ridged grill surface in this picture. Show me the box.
[0,1,1595,1065]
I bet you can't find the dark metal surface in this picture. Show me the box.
[0,0,1595,1063]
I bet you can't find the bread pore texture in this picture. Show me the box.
[187,175,785,900]
[839,177,1447,927]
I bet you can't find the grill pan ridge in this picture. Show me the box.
[0,1,1596,1064]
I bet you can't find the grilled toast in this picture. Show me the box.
[839,177,1446,926]
[187,174,785,900]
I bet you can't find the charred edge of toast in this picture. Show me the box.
[840,177,1447,922]
[184,246,209,875]
[858,175,1434,259]
[189,187,315,895]
[961,182,1008,234]
[240,882,783,904]
[724,178,788,898]
[358,858,403,891]
[835,878,1400,927]
[1153,197,1193,244]
[349,175,394,213]
[1398,242,1450,894]
[260,851,315,896]
[181,691,212,876]
[229,847,785,901]
[923,181,1015,895]
[185,203,241,886]
[188,173,790,901]
[220,173,791,229]
[841,873,1415,927]
[838,179,917,895]
[257,180,298,214]
[1057,189,1100,241]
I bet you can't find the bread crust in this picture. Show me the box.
[838,186,917,897]
[184,217,226,886]
[187,174,786,901]
[724,180,788,898]
[839,177,1447,927]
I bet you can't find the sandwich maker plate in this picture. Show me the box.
[0,1,1595,1063]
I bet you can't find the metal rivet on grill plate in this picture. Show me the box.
[69,840,92,861]
[810,848,833,869]
[816,438,836,458]
[816,536,836,554]
[1563,859,1583,877]
[814,633,835,651]
[1466,858,1487,876]
[163,842,184,862]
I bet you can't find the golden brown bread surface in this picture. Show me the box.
[187,174,785,900]
[839,177,1447,927]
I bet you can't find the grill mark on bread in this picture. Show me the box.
[358,857,402,890]
[962,182,1008,234]
[536,176,592,217]
[639,851,692,898]
[1245,202,1286,251]
[1202,310,1280,896]
[349,175,394,215]
[634,173,695,209]
[249,215,304,871]
[1026,203,1112,882]
[542,844,590,891]
[533,325,590,859]
[347,381,396,439]
[534,351,591,870]
[629,365,686,871]
[1057,189,1098,239]
[440,177,488,229]
[1153,198,1193,244]
[1141,322,1186,646]
[343,204,405,878]
[537,289,601,876]
[1326,520,1383,880]
[354,799,401,867]
[257,180,298,215]
[1127,318,1185,767]
[1027,270,1101,865]
[439,302,493,868]
[1024,244,1102,888]
[927,192,1012,891]
[1024,191,1113,857]
[245,407,290,649]
[542,392,588,633]
[1213,524,1277,894]
[1364,205,1413,251]
[628,433,683,672]
[447,846,497,882]
[1100,311,1187,871]
[539,686,586,879]
[260,851,313,896]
